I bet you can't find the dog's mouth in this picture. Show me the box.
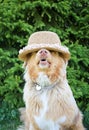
[38,58,51,68]
[40,58,47,63]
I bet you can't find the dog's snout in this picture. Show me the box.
[39,49,48,56]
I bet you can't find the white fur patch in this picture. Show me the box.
[36,72,51,88]
[57,116,66,124]
[34,91,66,130]
[39,62,49,69]
[35,114,66,130]
[34,91,48,129]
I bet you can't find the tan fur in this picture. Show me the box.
[18,49,85,130]
[27,52,65,83]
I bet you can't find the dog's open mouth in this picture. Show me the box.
[40,58,47,64]
[38,58,51,68]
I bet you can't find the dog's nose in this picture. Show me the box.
[39,49,48,55]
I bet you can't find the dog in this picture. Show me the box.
[18,48,85,130]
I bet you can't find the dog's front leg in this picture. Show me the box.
[70,112,86,130]
[71,123,86,130]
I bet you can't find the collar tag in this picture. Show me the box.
[36,84,42,91]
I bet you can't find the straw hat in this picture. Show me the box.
[18,31,70,61]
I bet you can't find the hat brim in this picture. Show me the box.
[18,43,70,61]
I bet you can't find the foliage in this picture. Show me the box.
[0,119,20,130]
[0,48,23,107]
[0,101,19,122]
[0,101,20,130]
[67,43,89,128]
[0,0,89,128]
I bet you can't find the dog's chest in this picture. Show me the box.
[34,91,66,130]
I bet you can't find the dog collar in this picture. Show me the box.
[34,80,59,91]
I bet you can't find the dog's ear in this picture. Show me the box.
[59,52,69,67]
[22,53,32,68]
[64,59,68,67]
[22,61,27,68]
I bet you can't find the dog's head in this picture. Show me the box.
[24,49,68,86]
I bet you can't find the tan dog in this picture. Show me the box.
[18,31,85,130]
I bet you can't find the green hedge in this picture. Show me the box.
[0,0,89,128]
